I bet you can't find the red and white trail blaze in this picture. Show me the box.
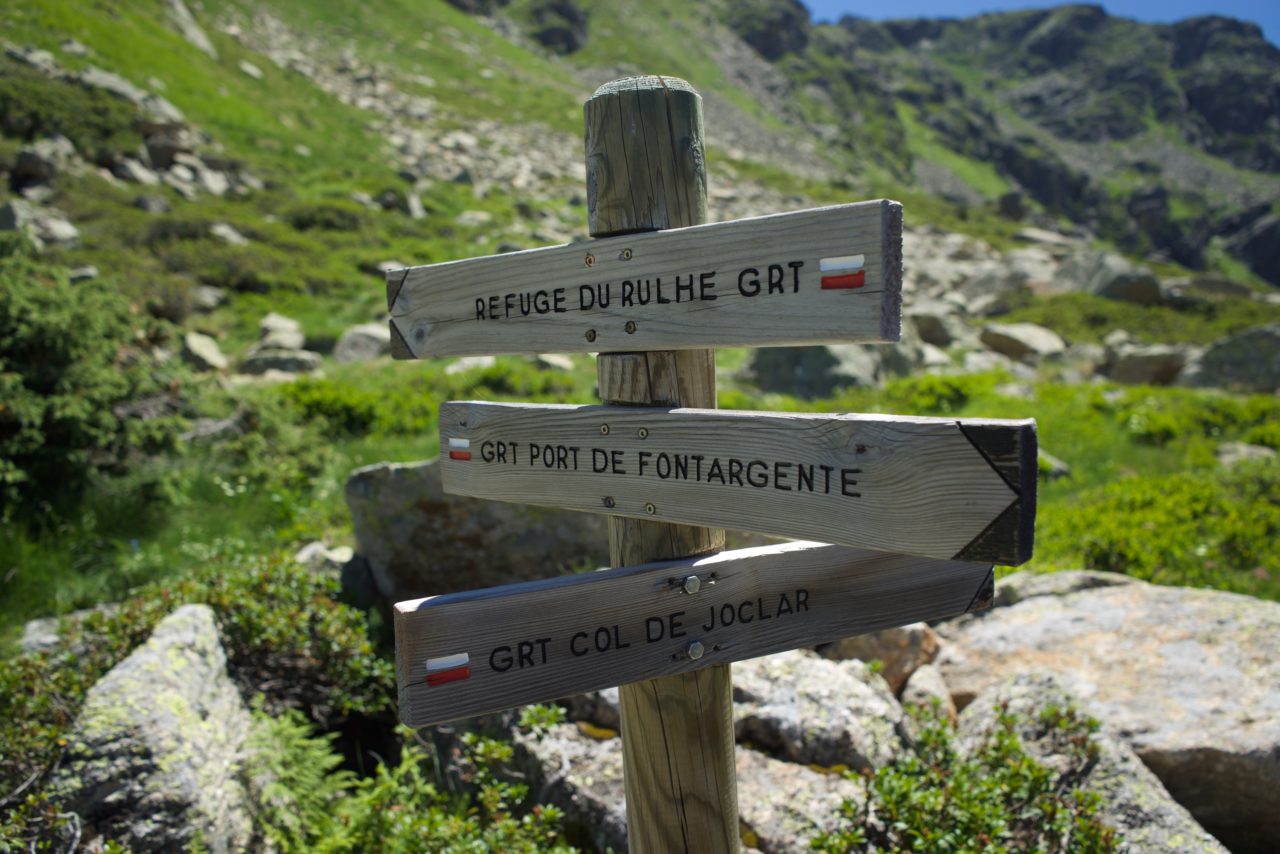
[820,254,866,289]
[425,652,471,687]
[448,437,471,461]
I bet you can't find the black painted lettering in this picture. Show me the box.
[673,453,689,480]
[534,290,550,314]
[737,600,754,624]
[481,440,497,462]
[788,260,804,292]
[797,463,814,493]
[841,468,862,497]
[638,450,653,476]
[720,603,735,627]
[777,592,794,616]
[517,640,534,668]
[592,448,609,473]
[707,457,725,484]
[675,274,694,302]
[611,450,626,474]
[797,589,810,612]
[656,452,671,479]
[504,292,515,318]
[767,264,785,294]
[820,464,834,493]
[579,284,595,310]
[728,458,745,487]
[613,624,631,650]
[622,280,635,306]
[774,461,793,491]
[570,631,589,656]
[669,611,686,639]
[490,645,513,672]
[700,271,717,300]
[488,295,500,318]
[475,298,486,320]
[594,626,612,652]
[746,460,768,488]
[655,277,671,304]
[738,267,760,296]
[702,606,715,632]
[758,598,771,620]
[553,288,566,313]
[691,454,705,479]
[535,637,551,664]
[645,616,664,643]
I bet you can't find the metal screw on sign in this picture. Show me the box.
[682,575,701,594]
[584,253,595,267]
[600,424,610,435]
[686,641,705,660]
[644,502,656,515]
[638,427,649,439]
[602,496,615,508]
[585,329,596,343]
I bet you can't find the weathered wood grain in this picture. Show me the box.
[439,402,1037,565]
[385,200,902,358]
[588,75,736,854]
[394,541,994,727]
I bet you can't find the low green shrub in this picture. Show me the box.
[813,701,1118,853]
[0,57,142,160]
[1002,292,1280,346]
[1033,459,1280,598]
[1115,388,1280,446]
[0,556,393,805]
[0,242,188,517]
[285,200,368,232]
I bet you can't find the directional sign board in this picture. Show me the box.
[396,541,993,727]
[440,401,1036,565]
[387,201,902,358]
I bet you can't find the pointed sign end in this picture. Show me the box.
[954,420,1037,566]
[881,200,904,342]
[389,320,415,360]
[386,268,409,312]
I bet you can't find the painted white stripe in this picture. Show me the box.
[820,254,865,273]
[448,438,471,450]
[426,652,470,672]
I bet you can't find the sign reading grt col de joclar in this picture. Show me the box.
[385,200,902,358]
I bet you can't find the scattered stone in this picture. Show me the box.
[238,60,264,80]
[445,355,497,375]
[995,381,1035,399]
[134,194,171,214]
[197,168,230,197]
[333,322,391,362]
[937,579,1280,851]
[406,192,426,220]
[734,651,905,770]
[816,622,941,695]
[5,44,58,75]
[1038,449,1071,480]
[68,265,99,282]
[50,605,254,852]
[562,687,621,730]
[294,144,312,158]
[455,209,493,227]
[293,541,354,575]
[13,135,77,187]
[259,312,301,336]
[1215,441,1276,468]
[181,331,228,371]
[113,157,161,186]
[180,408,251,444]
[959,674,1229,854]
[192,285,227,311]
[900,663,956,724]
[907,300,972,348]
[1014,227,1079,247]
[238,348,321,374]
[255,327,305,351]
[747,345,880,396]
[209,222,248,246]
[980,322,1066,362]
[534,353,575,372]
[61,39,91,57]
[344,459,606,603]
[990,568,1136,610]
[1182,324,1280,393]
[0,199,79,249]
[958,348,1022,375]
[1106,342,1190,385]
[1069,251,1165,305]
[168,0,218,59]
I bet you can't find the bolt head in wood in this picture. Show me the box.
[621,248,633,260]
[638,427,649,438]
[585,329,597,342]
[585,253,595,267]
[687,641,705,660]
[603,496,615,508]
[600,424,610,435]
[625,321,637,334]
[682,575,701,594]
[644,502,656,515]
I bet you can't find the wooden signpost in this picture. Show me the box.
[387,75,1037,852]
[439,402,1035,565]
[396,543,993,726]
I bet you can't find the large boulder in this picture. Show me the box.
[733,651,905,771]
[959,674,1228,853]
[0,199,79,250]
[1064,251,1165,305]
[238,348,320,374]
[344,459,608,603]
[1182,324,1280,393]
[51,605,254,853]
[746,345,880,396]
[13,135,77,187]
[937,579,1280,852]
[181,331,228,372]
[734,746,865,851]
[1225,213,1280,287]
[907,299,973,348]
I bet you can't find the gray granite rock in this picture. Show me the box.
[990,568,1136,608]
[1183,324,1280,393]
[959,673,1228,853]
[734,651,905,771]
[238,347,320,374]
[51,605,253,853]
[980,322,1066,362]
[937,580,1280,852]
[334,322,391,362]
[181,331,228,371]
[900,663,955,724]
[746,345,881,396]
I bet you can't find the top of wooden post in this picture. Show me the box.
[584,75,707,237]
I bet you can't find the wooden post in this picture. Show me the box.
[586,77,739,852]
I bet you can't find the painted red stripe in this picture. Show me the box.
[448,450,471,461]
[425,666,470,687]
[821,272,865,289]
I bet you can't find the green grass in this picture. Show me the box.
[1001,292,1280,346]
[897,102,1011,201]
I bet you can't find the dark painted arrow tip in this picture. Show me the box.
[954,421,1037,566]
